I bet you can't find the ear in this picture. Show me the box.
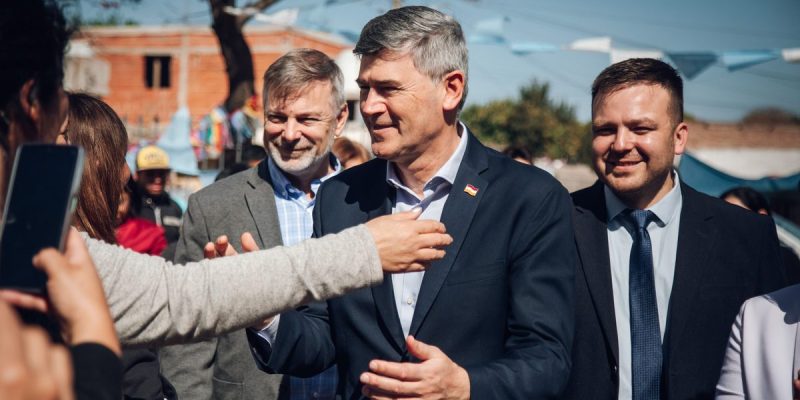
[673,122,689,155]
[441,70,465,112]
[18,80,37,122]
[333,102,349,138]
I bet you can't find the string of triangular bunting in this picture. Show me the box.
[228,6,798,81]
[467,17,798,80]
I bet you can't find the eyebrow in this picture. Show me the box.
[266,110,325,118]
[591,120,615,129]
[355,79,403,87]
[592,118,658,128]
[627,118,658,126]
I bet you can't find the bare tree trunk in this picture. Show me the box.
[208,0,278,112]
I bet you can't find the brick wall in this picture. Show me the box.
[74,26,349,140]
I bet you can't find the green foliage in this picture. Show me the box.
[741,107,800,125]
[58,0,140,27]
[461,80,591,163]
[83,14,139,26]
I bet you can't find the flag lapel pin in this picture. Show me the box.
[464,184,479,197]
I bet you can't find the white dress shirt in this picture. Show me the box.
[386,124,467,336]
[605,173,683,400]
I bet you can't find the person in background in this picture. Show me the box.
[133,144,183,259]
[332,136,370,169]
[61,92,176,399]
[721,186,800,285]
[160,48,348,400]
[116,176,168,256]
[502,144,532,165]
[242,141,268,168]
[715,282,800,400]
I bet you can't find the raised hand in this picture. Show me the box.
[203,232,260,259]
[365,209,453,273]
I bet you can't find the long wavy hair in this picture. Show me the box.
[63,93,128,243]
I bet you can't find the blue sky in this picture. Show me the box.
[80,0,800,122]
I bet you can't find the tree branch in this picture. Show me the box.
[236,0,279,28]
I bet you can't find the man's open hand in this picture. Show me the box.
[360,335,470,400]
[203,232,260,259]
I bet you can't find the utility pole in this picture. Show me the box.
[392,0,402,9]
[177,0,190,109]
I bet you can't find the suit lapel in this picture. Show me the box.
[408,132,488,337]
[573,182,620,364]
[361,161,407,352]
[244,161,284,247]
[664,184,716,363]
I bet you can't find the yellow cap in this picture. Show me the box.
[136,145,171,171]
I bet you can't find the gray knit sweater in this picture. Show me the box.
[84,226,381,347]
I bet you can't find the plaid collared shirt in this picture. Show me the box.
[267,156,340,400]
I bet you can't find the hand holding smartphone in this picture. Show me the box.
[0,144,83,293]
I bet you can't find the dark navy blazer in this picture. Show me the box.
[249,132,578,399]
[563,181,786,400]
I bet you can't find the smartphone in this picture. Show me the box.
[0,144,84,293]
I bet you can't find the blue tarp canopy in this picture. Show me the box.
[158,107,200,176]
[678,152,800,197]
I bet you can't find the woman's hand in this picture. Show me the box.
[0,229,120,356]
[365,209,453,273]
[0,300,74,400]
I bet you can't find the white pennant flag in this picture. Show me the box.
[610,49,664,64]
[568,36,612,53]
[783,48,800,63]
[224,6,299,26]
[254,8,299,26]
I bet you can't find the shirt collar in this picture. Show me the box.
[385,121,468,192]
[604,171,683,227]
[267,154,340,200]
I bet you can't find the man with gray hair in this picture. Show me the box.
[160,48,347,400]
[248,6,576,399]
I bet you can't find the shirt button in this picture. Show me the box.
[406,297,414,305]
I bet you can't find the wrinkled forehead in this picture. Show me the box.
[265,80,336,112]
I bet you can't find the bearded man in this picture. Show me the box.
[159,48,347,400]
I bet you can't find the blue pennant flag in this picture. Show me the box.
[468,33,506,44]
[509,42,559,55]
[468,16,508,45]
[667,52,718,79]
[720,50,780,71]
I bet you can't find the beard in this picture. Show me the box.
[267,134,334,175]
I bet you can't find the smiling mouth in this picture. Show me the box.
[612,160,642,166]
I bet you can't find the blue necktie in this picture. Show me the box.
[627,209,661,400]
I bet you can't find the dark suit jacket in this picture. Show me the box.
[159,161,284,400]
[251,132,577,399]
[563,181,786,400]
